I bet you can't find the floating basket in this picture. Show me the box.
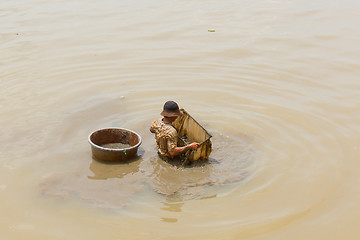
[88,128,142,162]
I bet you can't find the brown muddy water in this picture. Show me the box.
[101,143,131,149]
[1,0,360,239]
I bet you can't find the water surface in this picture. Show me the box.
[1,0,360,239]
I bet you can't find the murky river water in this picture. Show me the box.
[1,0,360,239]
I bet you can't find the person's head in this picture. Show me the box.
[161,101,181,122]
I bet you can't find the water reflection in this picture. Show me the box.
[40,130,254,210]
[146,131,254,200]
[88,157,141,180]
[148,157,212,196]
[160,217,178,223]
[160,201,184,212]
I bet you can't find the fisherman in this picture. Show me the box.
[150,101,200,159]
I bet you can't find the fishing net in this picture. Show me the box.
[173,109,212,162]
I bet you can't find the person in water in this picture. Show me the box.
[150,101,200,159]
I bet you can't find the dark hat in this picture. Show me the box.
[161,101,181,117]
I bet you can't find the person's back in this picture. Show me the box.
[150,101,199,159]
[150,117,178,158]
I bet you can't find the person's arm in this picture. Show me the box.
[168,142,200,158]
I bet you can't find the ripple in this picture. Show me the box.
[2,0,359,238]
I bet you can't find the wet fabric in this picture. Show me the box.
[173,109,212,161]
[150,118,178,158]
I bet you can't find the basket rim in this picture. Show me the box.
[88,127,142,151]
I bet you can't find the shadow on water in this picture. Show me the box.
[146,130,256,199]
[40,130,257,209]
[39,150,147,209]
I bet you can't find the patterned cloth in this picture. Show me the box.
[150,118,178,158]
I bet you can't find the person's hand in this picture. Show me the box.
[188,142,200,150]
